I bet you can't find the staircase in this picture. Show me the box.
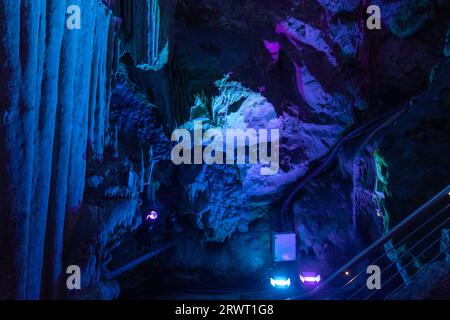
[289,185,450,300]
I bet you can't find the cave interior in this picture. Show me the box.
[0,0,449,300]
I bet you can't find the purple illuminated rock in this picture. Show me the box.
[177,76,349,242]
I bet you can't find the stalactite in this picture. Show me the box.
[16,0,43,299]
[148,0,160,66]
[0,0,40,299]
[146,146,156,202]
[27,1,47,290]
[113,125,119,159]
[92,13,108,162]
[66,0,97,215]
[139,142,145,193]
[27,0,65,300]
[114,0,168,70]
[64,2,99,297]
[0,0,117,299]
[45,4,81,297]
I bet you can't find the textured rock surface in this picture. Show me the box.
[445,22,450,56]
[374,59,450,286]
[1,0,449,299]
[377,0,434,38]
[316,0,360,15]
[389,261,450,299]
[177,76,349,242]
[0,0,117,299]
[379,60,450,226]
[170,219,271,282]
[112,0,172,69]
[122,0,449,284]
[110,64,172,159]
[68,197,140,291]
[293,171,363,276]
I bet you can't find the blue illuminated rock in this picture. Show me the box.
[0,0,117,299]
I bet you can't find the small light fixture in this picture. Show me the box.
[146,210,158,221]
[345,271,350,276]
[299,272,321,284]
[270,277,291,289]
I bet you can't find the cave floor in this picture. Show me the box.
[120,283,308,300]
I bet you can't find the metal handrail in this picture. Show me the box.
[340,204,450,299]
[384,241,450,300]
[368,228,448,300]
[288,184,450,300]
[107,234,191,279]
[281,105,407,231]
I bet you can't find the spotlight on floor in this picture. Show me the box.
[299,272,321,284]
[270,277,291,289]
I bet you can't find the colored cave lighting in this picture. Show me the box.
[146,210,158,221]
[299,272,321,284]
[270,277,291,289]
[273,233,296,262]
